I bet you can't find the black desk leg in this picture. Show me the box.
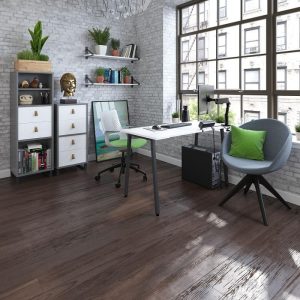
[220,128,229,186]
[151,140,160,216]
[124,134,132,197]
[194,133,199,146]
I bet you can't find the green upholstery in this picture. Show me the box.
[110,138,147,149]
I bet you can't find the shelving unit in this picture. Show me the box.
[10,71,54,178]
[84,47,139,62]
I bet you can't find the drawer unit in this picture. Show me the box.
[59,135,87,152]
[55,103,88,170]
[58,117,86,136]
[18,106,52,124]
[18,121,52,141]
[58,148,87,168]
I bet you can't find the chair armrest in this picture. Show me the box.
[221,131,232,156]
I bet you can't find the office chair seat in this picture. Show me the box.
[110,138,147,149]
[222,154,273,175]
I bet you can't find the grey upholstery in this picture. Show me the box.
[220,118,292,226]
[222,118,292,175]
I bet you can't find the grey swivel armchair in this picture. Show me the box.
[219,118,292,226]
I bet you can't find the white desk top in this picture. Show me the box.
[121,121,216,141]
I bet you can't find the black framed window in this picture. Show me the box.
[244,27,260,54]
[177,0,300,129]
[244,110,260,122]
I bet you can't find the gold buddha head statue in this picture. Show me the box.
[60,73,76,97]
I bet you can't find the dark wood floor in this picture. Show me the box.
[0,154,300,300]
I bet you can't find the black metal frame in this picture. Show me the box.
[219,174,291,226]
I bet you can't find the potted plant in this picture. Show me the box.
[88,27,110,55]
[172,112,180,123]
[121,67,131,84]
[95,67,105,83]
[15,20,51,72]
[295,124,300,141]
[111,38,120,56]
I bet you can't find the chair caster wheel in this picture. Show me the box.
[115,183,121,188]
[110,168,114,173]
[143,175,147,182]
[95,175,100,181]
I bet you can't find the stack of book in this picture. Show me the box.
[17,143,51,174]
[121,44,137,58]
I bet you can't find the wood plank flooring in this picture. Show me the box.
[0,154,299,300]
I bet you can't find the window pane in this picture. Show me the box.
[277,0,300,12]
[182,5,197,34]
[242,20,266,56]
[219,94,241,125]
[242,56,266,90]
[198,61,216,87]
[180,63,196,90]
[278,96,300,133]
[182,95,199,120]
[219,0,227,19]
[181,35,196,62]
[218,59,240,89]
[276,13,300,52]
[277,52,300,90]
[243,95,268,122]
[219,0,241,26]
[199,0,217,29]
[277,67,287,90]
[198,71,205,85]
[218,25,239,58]
[243,0,267,19]
[198,31,216,60]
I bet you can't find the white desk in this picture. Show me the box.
[121,121,227,216]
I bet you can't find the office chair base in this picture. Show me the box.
[219,174,291,226]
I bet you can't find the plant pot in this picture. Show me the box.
[172,118,180,123]
[15,59,52,72]
[96,76,104,83]
[124,75,132,84]
[112,49,120,56]
[95,45,107,55]
[296,132,300,141]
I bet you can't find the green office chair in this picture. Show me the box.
[95,109,147,188]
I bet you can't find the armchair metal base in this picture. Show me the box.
[219,174,291,226]
[95,152,147,188]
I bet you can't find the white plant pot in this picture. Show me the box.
[296,132,300,141]
[95,45,107,55]
[172,117,180,123]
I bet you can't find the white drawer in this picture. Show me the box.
[18,122,51,141]
[19,106,52,124]
[59,118,86,136]
[59,135,86,152]
[58,148,86,167]
[58,105,86,122]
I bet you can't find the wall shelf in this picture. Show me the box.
[84,74,140,88]
[84,47,139,62]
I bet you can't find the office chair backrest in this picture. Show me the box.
[100,109,124,147]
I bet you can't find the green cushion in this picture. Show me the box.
[229,125,267,161]
[110,138,147,149]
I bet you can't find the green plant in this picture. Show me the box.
[111,38,120,50]
[28,20,49,56]
[295,124,300,132]
[121,66,131,76]
[96,67,105,76]
[88,27,110,45]
[172,112,179,118]
[16,21,49,61]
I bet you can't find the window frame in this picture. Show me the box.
[244,68,260,90]
[244,26,260,54]
[219,0,227,19]
[276,20,287,51]
[198,71,206,85]
[218,70,227,89]
[277,66,287,90]
[244,0,260,13]
[218,32,227,57]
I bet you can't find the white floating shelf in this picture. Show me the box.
[84,53,139,62]
[85,82,139,87]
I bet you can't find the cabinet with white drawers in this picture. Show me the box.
[55,104,88,171]
[10,72,54,177]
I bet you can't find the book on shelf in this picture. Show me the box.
[17,145,51,174]
[121,44,137,58]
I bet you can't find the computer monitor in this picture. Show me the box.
[198,84,214,116]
